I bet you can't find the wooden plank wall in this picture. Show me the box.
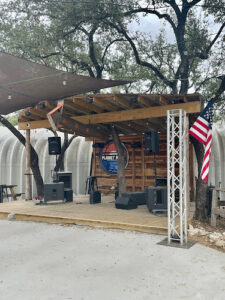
[92,134,167,194]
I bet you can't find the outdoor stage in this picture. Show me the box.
[0,195,169,235]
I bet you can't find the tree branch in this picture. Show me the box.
[107,21,175,90]
[188,22,225,60]
[101,38,125,64]
[88,26,103,78]
[38,52,61,59]
[124,7,177,33]
[215,76,225,100]
[63,53,95,77]
[206,22,225,54]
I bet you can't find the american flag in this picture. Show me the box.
[189,97,215,182]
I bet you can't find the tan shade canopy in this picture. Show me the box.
[0,52,129,115]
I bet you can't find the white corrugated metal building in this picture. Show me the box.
[0,123,224,197]
[0,127,92,196]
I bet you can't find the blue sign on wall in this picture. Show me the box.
[99,140,129,175]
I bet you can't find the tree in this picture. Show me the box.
[1,0,224,219]
[0,115,44,197]
[103,0,225,220]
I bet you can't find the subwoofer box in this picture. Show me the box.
[44,182,64,203]
[115,194,138,210]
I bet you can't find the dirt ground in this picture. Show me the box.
[189,218,225,253]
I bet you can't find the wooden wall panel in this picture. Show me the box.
[92,134,168,194]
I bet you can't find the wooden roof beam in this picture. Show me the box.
[18,119,110,139]
[72,97,105,114]
[93,95,121,111]
[72,101,200,125]
[63,101,90,115]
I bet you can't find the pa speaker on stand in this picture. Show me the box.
[48,137,61,155]
[144,131,159,153]
[144,131,160,186]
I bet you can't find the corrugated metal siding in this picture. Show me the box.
[210,123,225,189]
[0,123,224,198]
[0,127,92,197]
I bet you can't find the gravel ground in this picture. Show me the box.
[0,219,224,300]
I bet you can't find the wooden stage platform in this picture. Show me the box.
[0,195,169,234]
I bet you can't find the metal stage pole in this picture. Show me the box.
[25,129,32,200]
[167,109,187,245]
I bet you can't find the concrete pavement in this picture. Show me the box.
[0,219,224,300]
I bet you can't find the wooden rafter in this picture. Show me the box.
[72,102,200,125]
[72,97,104,113]
[18,94,201,137]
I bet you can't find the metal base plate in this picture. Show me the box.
[158,237,196,249]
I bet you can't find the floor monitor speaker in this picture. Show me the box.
[48,137,61,155]
[115,194,138,210]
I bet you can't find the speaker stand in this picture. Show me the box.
[153,152,157,186]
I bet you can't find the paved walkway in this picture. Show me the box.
[0,220,224,300]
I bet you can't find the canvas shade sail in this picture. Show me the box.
[0,52,129,115]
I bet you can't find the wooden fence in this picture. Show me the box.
[211,188,225,226]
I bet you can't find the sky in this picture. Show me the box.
[129,14,175,42]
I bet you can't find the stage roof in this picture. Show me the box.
[0,52,129,115]
[18,94,201,138]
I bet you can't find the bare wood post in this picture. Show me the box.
[25,129,32,200]
[211,189,217,226]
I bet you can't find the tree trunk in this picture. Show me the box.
[0,115,44,197]
[111,126,126,196]
[54,133,76,172]
[190,135,208,221]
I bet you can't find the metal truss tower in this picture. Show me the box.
[167,109,188,245]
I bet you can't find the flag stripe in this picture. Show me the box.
[189,98,214,182]
[191,124,208,138]
[189,128,207,144]
[197,116,209,129]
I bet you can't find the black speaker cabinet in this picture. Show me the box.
[48,137,61,155]
[90,190,101,204]
[155,178,167,186]
[64,188,73,202]
[44,182,64,203]
[146,186,167,213]
[119,192,146,205]
[115,194,138,210]
[144,131,159,153]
